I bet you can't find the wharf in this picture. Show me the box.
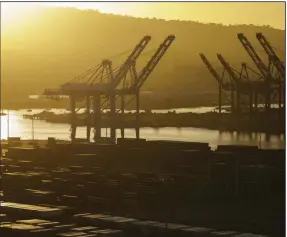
[22,110,285,134]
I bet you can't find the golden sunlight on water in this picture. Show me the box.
[0,109,284,150]
[1,111,23,139]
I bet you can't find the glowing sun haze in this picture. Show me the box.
[1,3,38,20]
[1,2,285,29]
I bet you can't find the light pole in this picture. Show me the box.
[31,116,34,141]
[7,110,9,139]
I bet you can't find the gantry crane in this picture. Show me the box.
[216,54,268,114]
[43,35,176,143]
[256,33,285,108]
[116,35,176,138]
[237,33,279,110]
[102,36,151,141]
[44,36,152,142]
[217,54,249,113]
[199,53,233,113]
[100,35,175,139]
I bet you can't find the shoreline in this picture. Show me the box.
[0,98,232,111]
[22,110,285,135]
[0,138,284,151]
[1,104,221,111]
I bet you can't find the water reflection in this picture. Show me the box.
[217,130,284,149]
[0,109,285,150]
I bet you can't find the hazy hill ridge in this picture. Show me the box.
[1,6,285,104]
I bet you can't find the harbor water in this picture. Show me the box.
[0,108,284,150]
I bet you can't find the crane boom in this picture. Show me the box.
[112,36,151,88]
[237,33,269,77]
[199,53,223,84]
[217,54,240,84]
[256,32,285,77]
[134,35,175,90]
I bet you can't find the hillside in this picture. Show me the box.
[1,6,285,108]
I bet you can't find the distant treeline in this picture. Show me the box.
[1,6,285,108]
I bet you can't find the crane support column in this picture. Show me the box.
[135,90,140,139]
[249,91,253,114]
[278,82,282,109]
[70,95,76,143]
[218,84,222,114]
[110,93,116,143]
[121,95,125,138]
[93,95,101,141]
[265,79,271,113]
[231,89,235,114]
[254,91,258,113]
[86,96,91,142]
[265,93,271,113]
[282,82,285,109]
[236,90,241,114]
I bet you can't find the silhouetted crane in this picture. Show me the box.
[43,35,176,142]
[217,54,241,85]
[59,36,152,94]
[117,35,176,138]
[199,54,224,85]
[133,35,175,91]
[256,32,285,78]
[237,33,270,78]
[217,54,249,112]
[237,33,281,110]
[199,53,234,113]
[111,36,151,89]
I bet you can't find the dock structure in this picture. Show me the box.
[44,35,175,143]
[200,33,285,116]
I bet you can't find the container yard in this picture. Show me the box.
[0,138,284,236]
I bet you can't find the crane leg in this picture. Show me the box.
[110,93,116,143]
[249,91,253,114]
[231,89,235,114]
[93,95,101,141]
[70,95,76,143]
[86,95,90,142]
[278,82,282,109]
[254,91,258,113]
[121,95,125,138]
[265,90,271,114]
[135,90,140,139]
[236,90,241,114]
[218,84,222,114]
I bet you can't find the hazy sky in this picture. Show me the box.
[1,2,286,30]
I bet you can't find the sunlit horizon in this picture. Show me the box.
[1,2,285,30]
